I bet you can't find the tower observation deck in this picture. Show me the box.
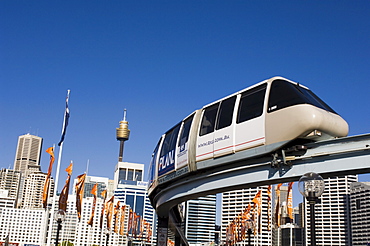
[116,109,130,162]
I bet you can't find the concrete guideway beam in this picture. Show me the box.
[152,134,370,217]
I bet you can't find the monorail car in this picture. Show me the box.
[148,76,348,194]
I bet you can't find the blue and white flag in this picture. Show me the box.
[58,90,70,146]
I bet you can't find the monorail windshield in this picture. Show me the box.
[148,139,160,186]
[268,79,336,114]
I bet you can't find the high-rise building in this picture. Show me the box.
[114,162,156,244]
[13,134,43,207]
[13,134,43,176]
[221,186,272,246]
[0,168,21,202]
[350,182,370,245]
[184,195,217,244]
[303,175,357,246]
[21,171,54,209]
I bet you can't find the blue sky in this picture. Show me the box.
[1,1,369,206]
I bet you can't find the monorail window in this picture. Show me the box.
[178,115,194,147]
[199,103,219,136]
[237,84,266,123]
[268,79,336,113]
[216,96,236,130]
[160,123,181,157]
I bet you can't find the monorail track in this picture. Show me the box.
[151,133,370,217]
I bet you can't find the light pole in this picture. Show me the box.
[246,219,254,246]
[54,209,66,246]
[298,172,325,246]
[105,228,110,246]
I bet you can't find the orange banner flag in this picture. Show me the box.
[119,205,126,236]
[99,190,107,229]
[113,201,121,233]
[75,173,86,221]
[252,190,262,215]
[59,162,73,212]
[267,185,272,231]
[106,195,114,230]
[287,182,294,221]
[42,147,55,209]
[145,220,152,242]
[87,183,98,226]
[127,209,133,235]
[275,183,283,227]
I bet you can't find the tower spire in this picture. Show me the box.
[116,109,130,162]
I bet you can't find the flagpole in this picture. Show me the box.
[47,90,70,246]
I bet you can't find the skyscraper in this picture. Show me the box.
[184,195,217,244]
[350,182,370,245]
[303,175,357,245]
[13,134,43,207]
[13,134,43,176]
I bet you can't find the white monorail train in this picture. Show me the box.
[148,76,348,194]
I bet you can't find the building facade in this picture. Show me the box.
[0,207,48,245]
[350,182,370,245]
[13,134,42,176]
[21,171,54,209]
[303,175,357,246]
[114,162,156,244]
[0,168,21,207]
[221,186,272,246]
[184,195,217,245]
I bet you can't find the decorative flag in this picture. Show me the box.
[59,162,73,212]
[139,217,145,238]
[145,220,152,242]
[267,185,272,231]
[241,204,251,240]
[42,147,55,209]
[287,182,294,222]
[251,190,263,234]
[252,190,262,215]
[113,201,121,233]
[75,173,86,221]
[127,209,133,235]
[106,196,114,230]
[58,90,70,146]
[275,183,283,227]
[87,183,98,226]
[99,190,107,229]
[119,205,126,236]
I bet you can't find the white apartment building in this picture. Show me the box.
[184,195,217,245]
[350,182,370,245]
[0,190,16,208]
[221,186,272,246]
[303,175,357,246]
[21,171,54,209]
[0,207,48,245]
[0,168,21,200]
